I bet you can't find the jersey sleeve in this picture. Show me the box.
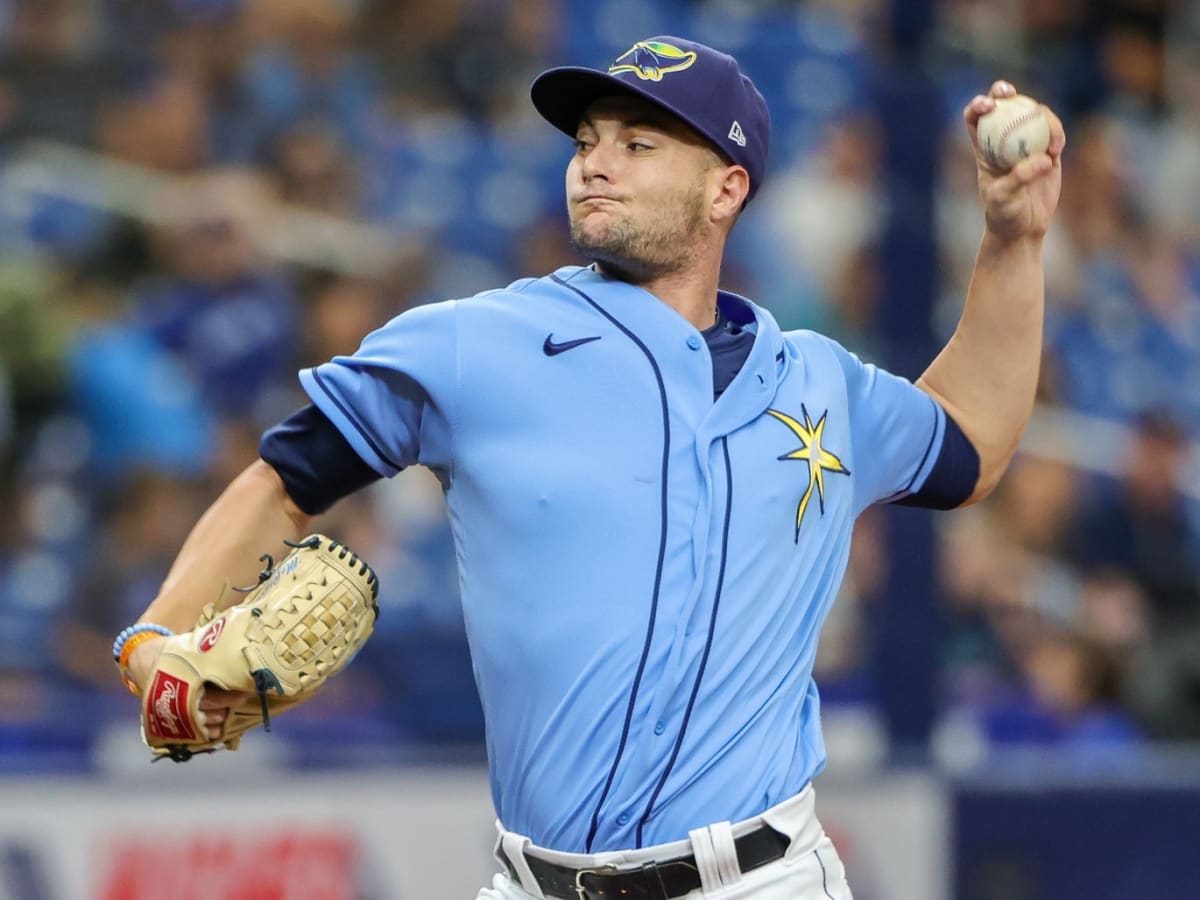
[829,341,946,516]
[298,299,458,477]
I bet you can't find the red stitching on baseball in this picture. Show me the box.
[996,107,1042,163]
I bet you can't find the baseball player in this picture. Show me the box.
[119,36,1065,900]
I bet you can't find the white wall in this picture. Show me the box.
[0,766,947,900]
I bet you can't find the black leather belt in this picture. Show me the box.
[501,823,790,900]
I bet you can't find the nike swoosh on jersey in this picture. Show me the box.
[543,334,602,356]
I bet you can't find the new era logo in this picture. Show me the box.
[728,120,747,147]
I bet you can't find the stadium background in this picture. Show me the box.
[1,0,1199,897]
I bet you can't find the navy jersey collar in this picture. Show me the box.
[552,266,780,354]
[551,266,786,431]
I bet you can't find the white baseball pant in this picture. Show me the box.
[477,784,853,899]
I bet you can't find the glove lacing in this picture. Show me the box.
[155,535,376,761]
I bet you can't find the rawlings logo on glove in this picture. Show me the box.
[198,617,226,651]
[141,534,380,761]
[147,673,196,741]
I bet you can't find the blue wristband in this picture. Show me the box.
[111,623,174,662]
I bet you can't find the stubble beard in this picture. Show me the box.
[569,182,708,282]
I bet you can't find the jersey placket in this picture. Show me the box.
[628,321,783,842]
[619,381,775,844]
[586,307,719,849]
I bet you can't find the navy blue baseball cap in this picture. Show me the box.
[531,36,771,201]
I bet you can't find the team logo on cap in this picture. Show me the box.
[608,40,698,81]
[766,406,851,542]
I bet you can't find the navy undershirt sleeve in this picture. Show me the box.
[894,410,980,509]
[260,404,384,515]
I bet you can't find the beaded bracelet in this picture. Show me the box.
[112,623,173,696]
[111,623,173,661]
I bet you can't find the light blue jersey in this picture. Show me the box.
[300,265,944,853]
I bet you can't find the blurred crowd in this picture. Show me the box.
[0,0,1196,771]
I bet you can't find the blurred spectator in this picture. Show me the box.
[131,168,299,425]
[58,468,206,692]
[0,261,67,454]
[1074,569,1149,659]
[513,207,579,280]
[1045,117,1200,426]
[1147,47,1200,248]
[1096,2,1167,119]
[1064,410,1200,633]
[815,508,887,703]
[206,414,269,492]
[0,484,82,760]
[1020,0,1108,115]
[264,118,360,217]
[153,1,265,165]
[240,0,377,148]
[300,274,390,364]
[747,112,884,332]
[940,507,1023,708]
[0,0,1195,769]
[96,72,211,172]
[0,0,110,146]
[0,477,82,678]
[1124,619,1200,740]
[65,269,216,478]
[991,455,1079,560]
[1020,629,1143,754]
[360,0,558,121]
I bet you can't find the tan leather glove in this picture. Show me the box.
[141,534,379,761]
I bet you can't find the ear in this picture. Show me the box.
[710,165,750,226]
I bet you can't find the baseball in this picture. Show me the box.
[977,94,1050,171]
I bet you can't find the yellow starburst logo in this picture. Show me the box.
[766,406,851,542]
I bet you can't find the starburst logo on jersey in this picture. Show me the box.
[767,406,851,542]
[608,41,698,81]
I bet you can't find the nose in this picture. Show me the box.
[578,140,616,183]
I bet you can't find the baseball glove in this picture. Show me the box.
[141,534,379,762]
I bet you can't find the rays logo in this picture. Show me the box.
[766,405,851,542]
[608,40,698,81]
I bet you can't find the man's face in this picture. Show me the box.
[566,95,722,280]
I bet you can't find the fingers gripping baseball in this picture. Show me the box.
[198,688,246,739]
[964,81,1066,241]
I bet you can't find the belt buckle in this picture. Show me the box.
[574,863,619,899]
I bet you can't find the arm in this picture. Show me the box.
[124,299,455,713]
[916,81,1066,504]
[126,459,312,689]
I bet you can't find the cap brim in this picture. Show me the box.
[531,67,689,140]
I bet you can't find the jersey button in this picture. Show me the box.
[654,721,666,735]
[686,335,702,350]
[617,812,631,825]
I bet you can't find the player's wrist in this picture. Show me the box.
[113,625,173,696]
[124,636,169,696]
[979,227,1044,257]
